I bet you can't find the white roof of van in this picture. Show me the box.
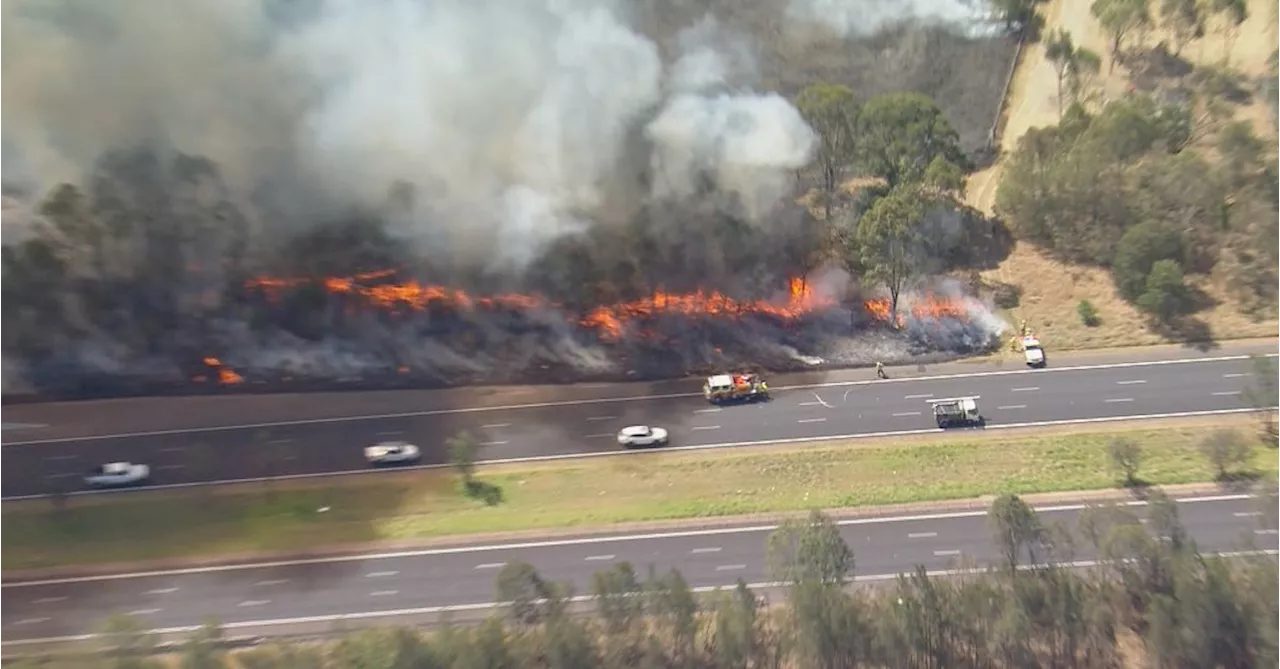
[707,374,733,386]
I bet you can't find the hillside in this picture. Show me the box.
[969,0,1279,351]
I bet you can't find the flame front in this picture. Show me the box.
[200,356,245,385]
[243,271,970,339]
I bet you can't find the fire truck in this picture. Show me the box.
[703,373,771,405]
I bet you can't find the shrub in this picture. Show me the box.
[1077,299,1101,326]
[992,281,1023,309]
[1198,429,1253,480]
[1112,221,1185,303]
[1108,437,1143,486]
[1136,259,1191,321]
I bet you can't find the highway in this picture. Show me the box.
[2,344,1276,498]
[2,493,1275,644]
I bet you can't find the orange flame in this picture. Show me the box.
[243,271,971,339]
[201,356,245,385]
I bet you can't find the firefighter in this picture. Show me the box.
[875,361,887,379]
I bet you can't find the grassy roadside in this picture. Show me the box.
[5,419,1276,572]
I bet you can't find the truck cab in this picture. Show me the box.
[1021,336,1046,368]
[703,373,770,405]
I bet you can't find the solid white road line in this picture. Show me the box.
[4,495,1257,589]
[908,532,938,539]
[8,407,1274,503]
[6,353,1273,447]
[11,550,1277,646]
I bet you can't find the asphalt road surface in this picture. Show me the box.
[2,345,1276,498]
[3,494,1275,644]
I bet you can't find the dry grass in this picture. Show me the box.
[6,420,1275,572]
[968,0,1279,352]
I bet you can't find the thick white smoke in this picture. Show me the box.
[784,0,999,39]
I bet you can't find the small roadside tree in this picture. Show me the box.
[1108,437,1144,486]
[1198,429,1253,480]
[1091,0,1152,71]
[447,429,479,488]
[989,493,1047,572]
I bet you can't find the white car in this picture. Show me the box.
[1021,336,1047,368]
[364,441,422,465]
[84,462,150,488]
[617,425,669,449]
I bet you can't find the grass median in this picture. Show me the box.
[5,418,1276,571]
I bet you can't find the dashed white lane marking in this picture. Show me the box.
[586,416,617,422]
[45,473,79,479]
[904,393,934,400]
[584,554,615,562]
[481,423,511,429]
[14,618,50,626]
[376,431,403,436]
[1105,398,1134,403]
[43,455,78,462]
[157,464,185,470]
[267,439,294,445]
[694,408,722,414]
[892,411,922,417]
[369,591,399,597]
[1234,511,1262,517]
[799,401,821,407]
[475,563,506,570]
[585,433,613,438]
[715,564,747,571]
[1255,529,1279,535]
[146,587,179,595]
[254,580,289,587]
[933,550,962,557]
[366,571,398,578]
[1214,391,1242,396]
[691,547,722,554]
[1116,380,1147,385]
[238,600,270,607]
[128,608,162,616]
[692,425,721,431]
[33,597,67,604]
[1011,387,1039,392]
[797,418,827,424]
[158,447,185,453]
[997,405,1027,410]
[908,532,938,539]
[481,441,509,446]
[1223,373,1246,378]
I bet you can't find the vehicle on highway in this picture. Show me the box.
[617,425,669,449]
[929,396,985,428]
[703,373,770,405]
[364,441,422,466]
[1021,335,1047,368]
[84,462,151,488]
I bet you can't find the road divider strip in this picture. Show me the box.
[4,406,1274,503]
[6,353,1275,446]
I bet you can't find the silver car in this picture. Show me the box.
[617,425,669,449]
[364,441,422,465]
[84,462,151,488]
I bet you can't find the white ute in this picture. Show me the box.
[364,441,422,465]
[617,425,669,449]
[1021,335,1047,368]
[84,462,150,488]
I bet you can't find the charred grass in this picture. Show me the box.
[5,420,1276,572]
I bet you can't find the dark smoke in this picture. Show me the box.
[2,0,1014,401]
